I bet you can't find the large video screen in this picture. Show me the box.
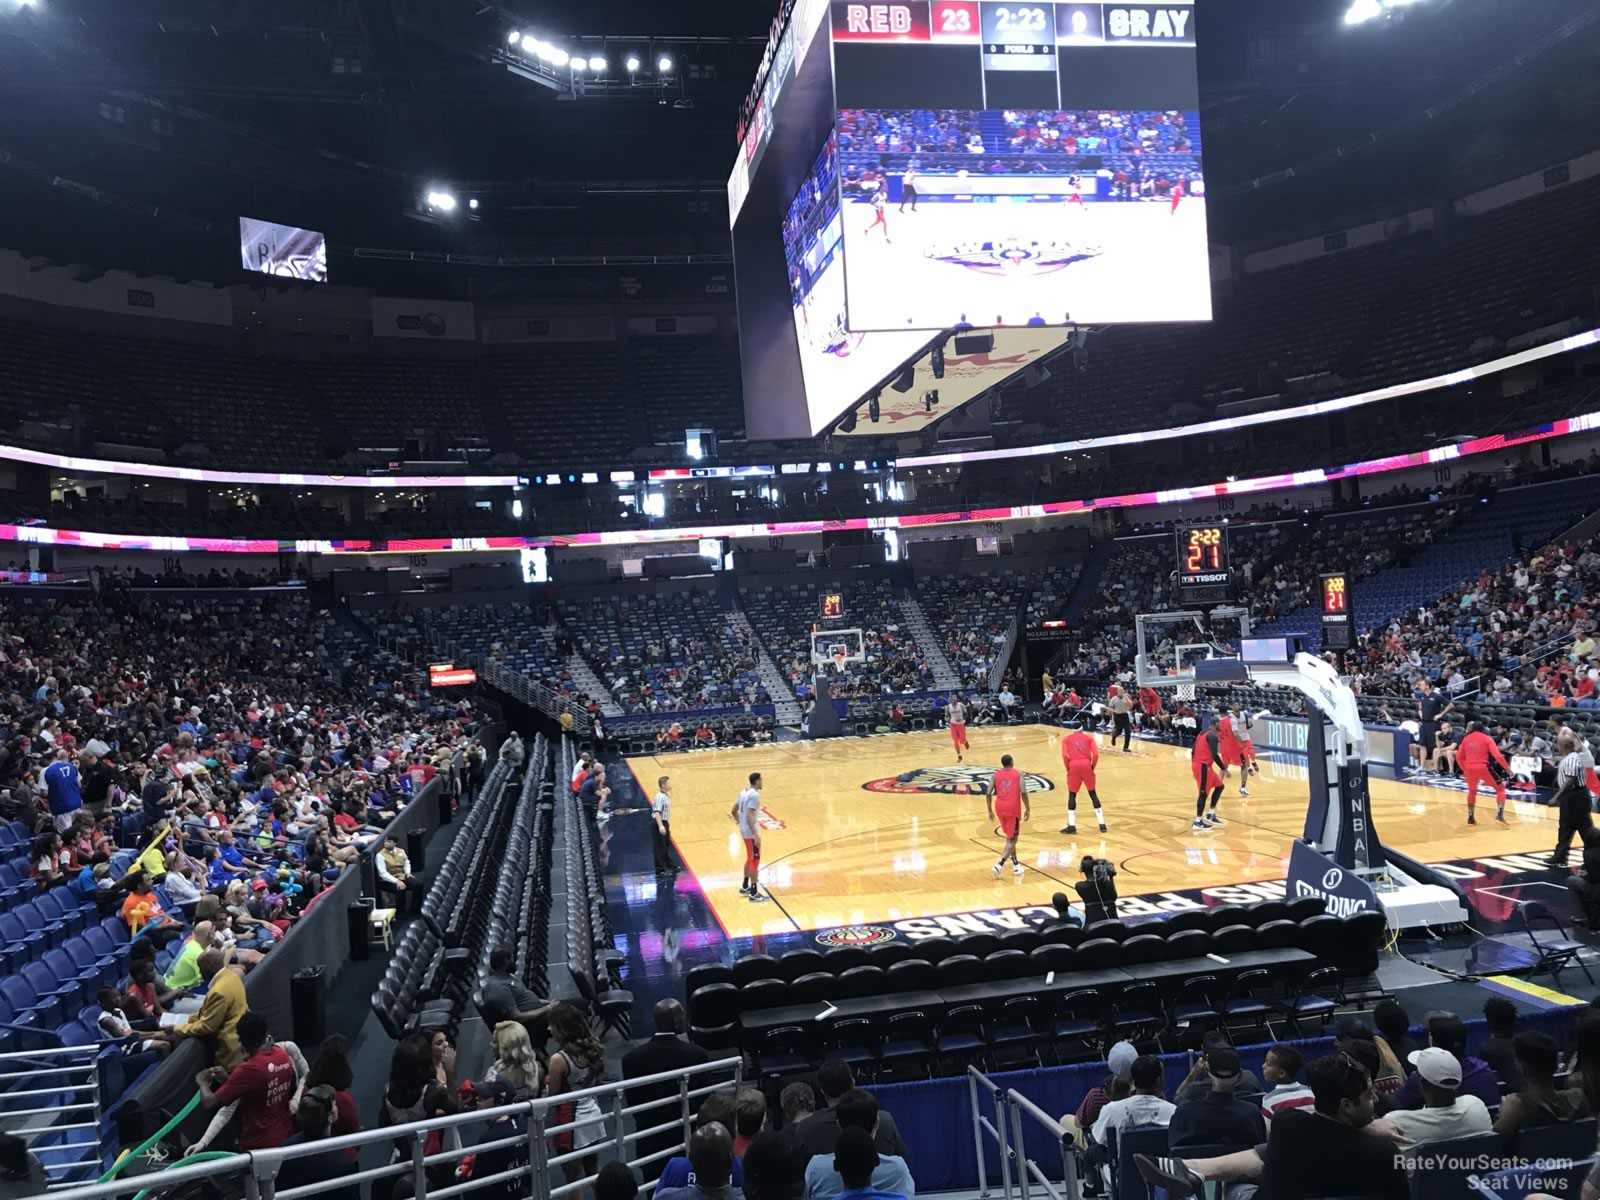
[783,135,929,433]
[239,217,328,283]
[829,1,1209,331]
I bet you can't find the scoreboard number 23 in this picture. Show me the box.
[932,0,979,38]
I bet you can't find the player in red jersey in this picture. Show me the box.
[988,753,1029,877]
[947,695,969,762]
[1457,720,1510,825]
[1068,173,1085,207]
[867,189,891,242]
[1217,709,1246,796]
[1169,179,1184,215]
[1191,718,1227,832]
[1060,724,1105,835]
[1236,708,1262,778]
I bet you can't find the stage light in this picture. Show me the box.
[657,54,673,72]
[425,189,458,212]
[507,30,521,45]
[512,498,524,519]
[626,54,640,72]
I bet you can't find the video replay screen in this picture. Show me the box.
[239,217,328,283]
[830,1,1209,329]
[782,135,929,433]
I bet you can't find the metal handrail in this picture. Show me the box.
[45,1055,742,1200]
[967,1067,1081,1200]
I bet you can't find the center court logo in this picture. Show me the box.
[928,238,1103,277]
[863,766,1055,795]
[815,925,897,947]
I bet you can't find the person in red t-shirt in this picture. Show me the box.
[1191,719,1227,832]
[1060,725,1106,835]
[196,1012,298,1150]
[1456,720,1510,825]
[987,754,1030,878]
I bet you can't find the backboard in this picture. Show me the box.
[811,627,865,672]
[1134,607,1251,694]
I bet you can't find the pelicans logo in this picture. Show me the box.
[928,237,1103,276]
[863,766,1055,795]
[815,925,897,947]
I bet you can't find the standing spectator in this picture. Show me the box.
[304,1035,363,1146]
[622,999,710,1183]
[545,1003,609,1187]
[1166,1046,1264,1152]
[1386,1048,1491,1147]
[485,1021,542,1099]
[1074,856,1118,924]
[43,749,82,834]
[194,1012,297,1151]
[1258,1045,1314,1123]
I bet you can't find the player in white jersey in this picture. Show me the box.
[730,771,768,902]
[947,696,969,761]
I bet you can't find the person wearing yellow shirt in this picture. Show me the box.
[172,953,249,1071]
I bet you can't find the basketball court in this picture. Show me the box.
[624,724,1559,944]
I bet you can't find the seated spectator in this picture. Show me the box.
[733,1088,768,1159]
[1258,1044,1314,1123]
[480,945,557,1047]
[1387,1048,1491,1147]
[657,1124,742,1200]
[1372,1000,1419,1072]
[595,1162,640,1200]
[376,833,420,914]
[1479,997,1523,1091]
[0,1133,46,1199]
[1388,1014,1499,1112]
[744,1130,804,1200]
[1069,1041,1138,1144]
[804,1089,914,1200]
[782,1083,817,1153]
[1166,1046,1265,1152]
[1176,1033,1262,1101]
[1338,1019,1404,1093]
[1494,1030,1591,1135]
[797,1060,911,1162]
[657,1092,746,1191]
[1091,1054,1174,1186]
[1137,1054,1408,1200]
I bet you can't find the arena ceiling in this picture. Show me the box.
[0,0,1596,284]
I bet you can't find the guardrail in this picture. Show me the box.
[967,1066,1081,1200]
[49,1055,742,1200]
[3,1042,101,1183]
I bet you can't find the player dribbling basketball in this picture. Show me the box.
[988,753,1028,877]
[948,695,969,763]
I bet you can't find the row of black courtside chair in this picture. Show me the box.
[686,901,1387,1056]
[372,748,523,1038]
[559,737,634,1040]
[472,742,555,1020]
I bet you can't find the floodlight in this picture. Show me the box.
[588,55,607,71]
[1343,0,1381,23]
[426,190,457,212]
[625,54,640,72]
[550,46,568,66]
[507,30,521,45]
[657,54,673,72]
[468,198,479,211]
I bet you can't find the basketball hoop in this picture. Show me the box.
[1175,683,1196,702]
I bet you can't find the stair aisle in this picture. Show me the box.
[896,596,963,691]
[728,609,804,725]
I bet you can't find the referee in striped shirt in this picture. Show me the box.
[1551,731,1596,867]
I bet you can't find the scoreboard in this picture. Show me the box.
[821,591,846,619]
[828,0,1208,333]
[1176,523,1229,599]
[1319,572,1354,651]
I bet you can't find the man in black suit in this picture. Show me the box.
[623,999,711,1182]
